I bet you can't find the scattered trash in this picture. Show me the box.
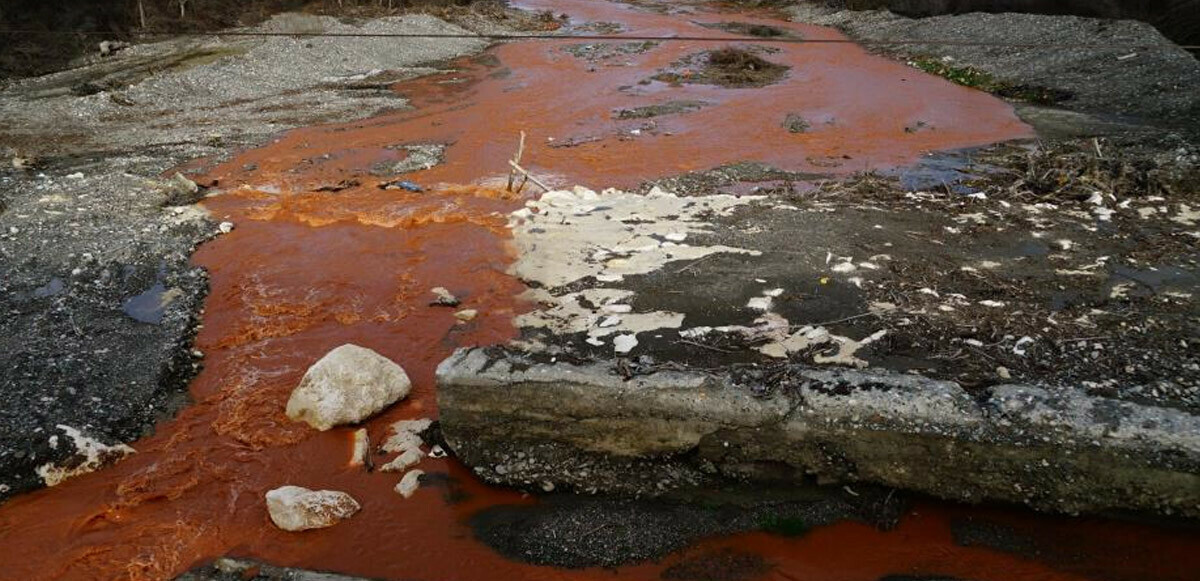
[380,180,423,192]
[1013,336,1036,356]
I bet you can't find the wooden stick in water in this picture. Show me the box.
[509,159,551,192]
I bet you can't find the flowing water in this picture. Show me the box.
[0,1,1196,580]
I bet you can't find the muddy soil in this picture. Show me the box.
[652,47,791,88]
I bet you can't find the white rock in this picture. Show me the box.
[381,448,424,472]
[265,486,360,531]
[285,344,411,431]
[454,309,478,322]
[430,287,459,306]
[381,418,431,453]
[395,470,425,498]
[349,428,369,466]
[218,221,234,234]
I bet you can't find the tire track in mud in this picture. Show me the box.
[0,1,1194,580]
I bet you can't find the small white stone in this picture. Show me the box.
[349,428,369,466]
[265,486,360,531]
[396,470,425,498]
[381,448,424,472]
[454,309,478,322]
[218,221,234,234]
[382,418,431,453]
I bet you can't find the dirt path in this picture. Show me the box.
[0,1,1195,580]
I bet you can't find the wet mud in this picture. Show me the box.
[0,1,1193,580]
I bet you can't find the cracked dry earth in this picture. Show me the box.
[0,0,1197,580]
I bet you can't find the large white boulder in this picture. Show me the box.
[286,344,411,430]
[265,486,360,531]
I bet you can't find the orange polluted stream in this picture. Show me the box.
[0,1,1197,580]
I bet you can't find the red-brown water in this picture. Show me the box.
[0,1,1196,580]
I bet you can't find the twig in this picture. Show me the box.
[506,131,526,192]
[1059,335,1112,343]
[508,160,551,192]
[795,312,878,329]
[677,339,734,353]
[674,253,717,273]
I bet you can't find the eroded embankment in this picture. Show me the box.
[0,0,1193,580]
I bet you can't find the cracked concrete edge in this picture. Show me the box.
[436,347,1200,518]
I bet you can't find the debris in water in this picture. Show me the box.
[381,448,425,473]
[350,428,371,468]
[430,287,461,307]
[396,469,425,498]
[381,180,424,192]
[382,418,432,454]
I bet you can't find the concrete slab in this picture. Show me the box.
[438,142,1200,518]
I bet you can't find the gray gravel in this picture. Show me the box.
[0,12,496,501]
[1,13,489,158]
[789,4,1200,143]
